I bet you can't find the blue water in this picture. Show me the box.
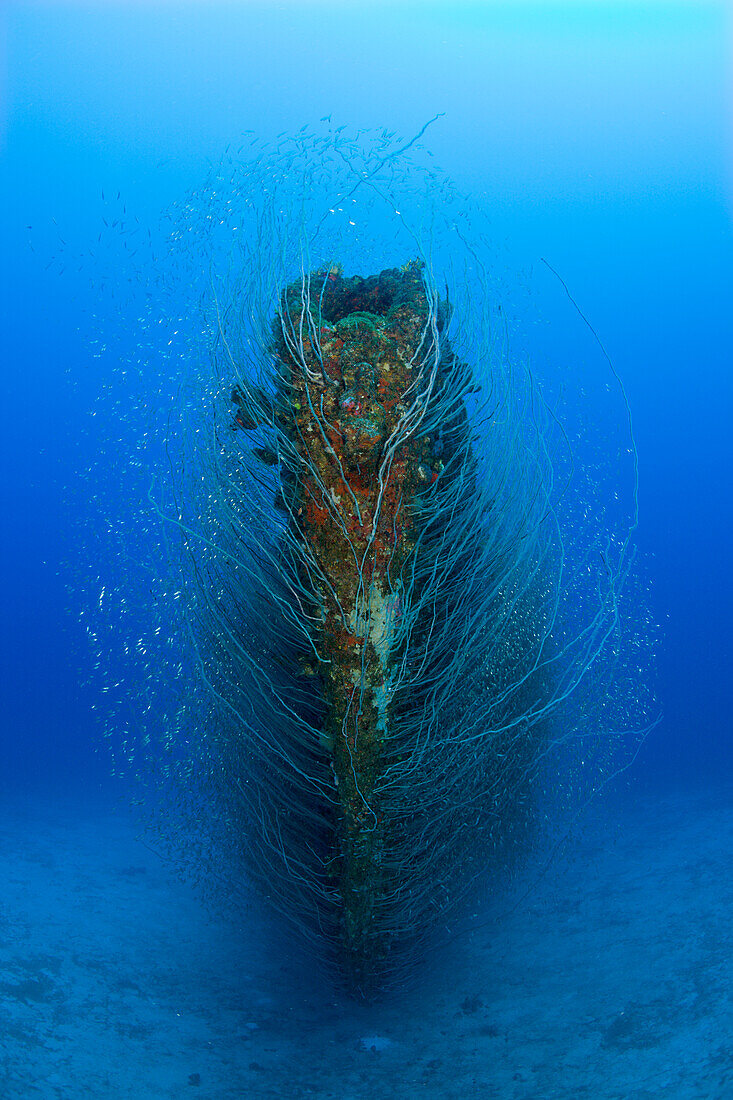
[1,4,731,1097]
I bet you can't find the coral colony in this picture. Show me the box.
[112,129,648,998]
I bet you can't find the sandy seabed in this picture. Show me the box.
[0,782,730,1100]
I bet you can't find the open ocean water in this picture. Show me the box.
[1,4,731,1098]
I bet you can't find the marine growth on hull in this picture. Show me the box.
[228,261,551,995]
[234,262,472,990]
[96,128,651,1002]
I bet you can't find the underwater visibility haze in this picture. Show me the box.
[1,2,732,1097]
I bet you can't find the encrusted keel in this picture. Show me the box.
[271,262,441,988]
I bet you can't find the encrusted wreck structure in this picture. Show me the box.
[233,261,481,991]
[95,127,650,1004]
